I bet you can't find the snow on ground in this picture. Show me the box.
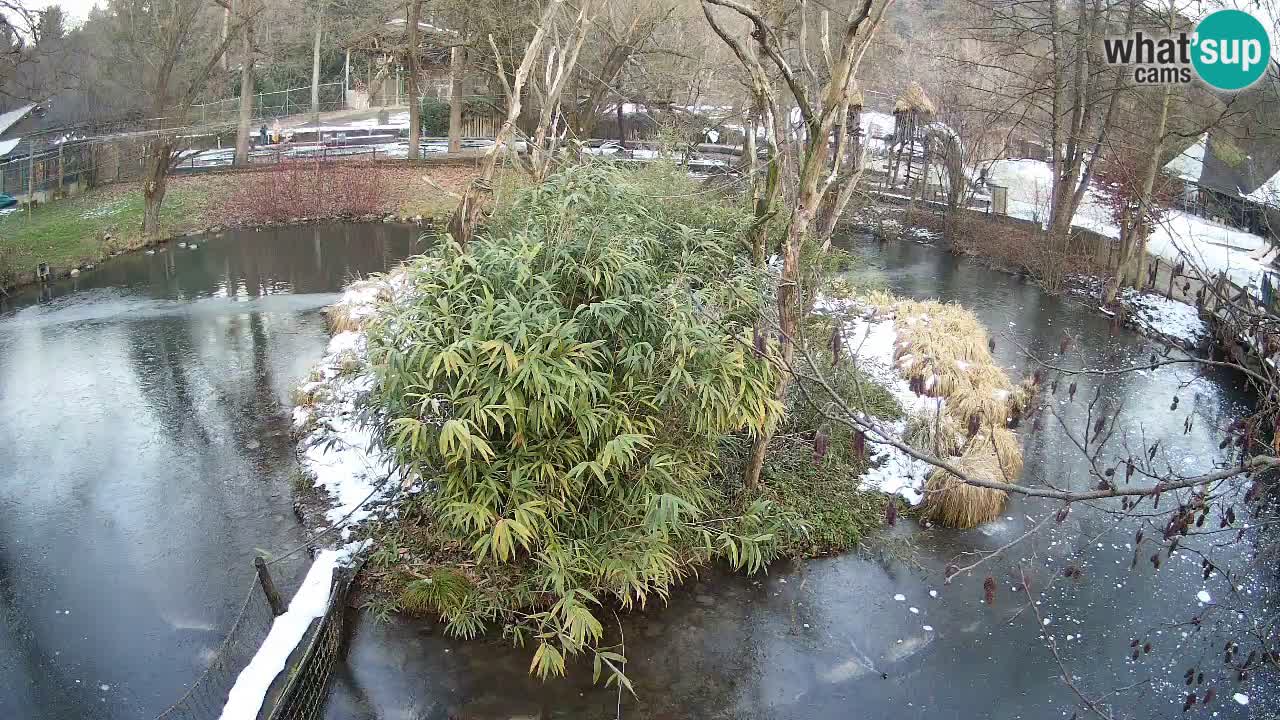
[1119,288,1208,346]
[830,305,938,504]
[215,541,366,720]
[1147,212,1270,288]
[989,157,1274,291]
[293,275,416,535]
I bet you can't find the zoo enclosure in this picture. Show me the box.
[190,82,348,126]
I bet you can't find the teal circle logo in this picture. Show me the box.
[1193,10,1271,91]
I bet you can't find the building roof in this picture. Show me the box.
[0,104,35,138]
[1163,133,1206,183]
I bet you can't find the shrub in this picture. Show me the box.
[221,160,385,225]
[366,163,790,682]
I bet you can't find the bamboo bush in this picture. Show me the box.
[365,164,793,683]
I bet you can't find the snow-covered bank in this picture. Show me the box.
[1066,275,1209,347]
[841,310,935,504]
[985,158,1274,290]
[1119,288,1208,346]
[292,272,415,538]
[216,541,367,720]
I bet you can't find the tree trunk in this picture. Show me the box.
[234,0,255,166]
[448,45,463,154]
[405,0,422,160]
[143,142,172,238]
[1104,85,1173,306]
[744,142,825,489]
[616,101,625,148]
[311,3,322,113]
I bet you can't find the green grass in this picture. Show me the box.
[0,184,207,280]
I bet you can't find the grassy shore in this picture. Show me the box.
[0,162,483,290]
[0,182,214,284]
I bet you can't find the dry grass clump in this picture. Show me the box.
[868,294,1033,528]
[324,278,394,334]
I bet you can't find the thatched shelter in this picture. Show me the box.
[889,82,935,188]
[838,86,867,161]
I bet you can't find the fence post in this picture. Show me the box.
[27,150,35,213]
[57,144,64,195]
[254,556,285,616]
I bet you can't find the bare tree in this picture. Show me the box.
[447,0,596,245]
[232,0,257,165]
[702,0,893,488]
[405,0,423,159]
[107,0,257,236]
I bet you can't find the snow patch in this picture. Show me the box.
[1197,590,1212,603]
[1120,289,1207,345]
[294,275,415,529]
[1233,693,1249,705]
[217,550,337,720]
[836,309,937,504]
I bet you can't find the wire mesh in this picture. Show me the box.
[153,578,278,720]
[149,559,360,720]
[266,564,361,720]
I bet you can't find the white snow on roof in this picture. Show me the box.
[0,138,19,157]
[1245,166,1280,207]
[385,17,457,35]
[0,104,34,136]
[1163,133,1205,183]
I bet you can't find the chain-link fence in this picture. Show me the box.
[153,578,279,720]
[266,562,361,720]
[0,141,94,197]
[191,83,347,127]
[150,556,361,720]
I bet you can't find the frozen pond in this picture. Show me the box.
[320,234,1277,719]
[0,223,423,719]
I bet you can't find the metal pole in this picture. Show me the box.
[27,148,35,217]
[57,144,64,195]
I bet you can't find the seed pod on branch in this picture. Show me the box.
[1203,688,1216,705]
[753,327,765,359]
[1068,381,1078,401]
[1170,396,1179,411]
[983,576,996,605]
[831,325,844,365]
[1055,506,1070,523]
[814,428,829,462]
[885,500,898,527]
[988,337,995,353]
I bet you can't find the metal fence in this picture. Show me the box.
[0,141,94,197]
[153,577,280,720]
[151,556,361,720]
[191,83,347,126]
[266,562,361,720]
